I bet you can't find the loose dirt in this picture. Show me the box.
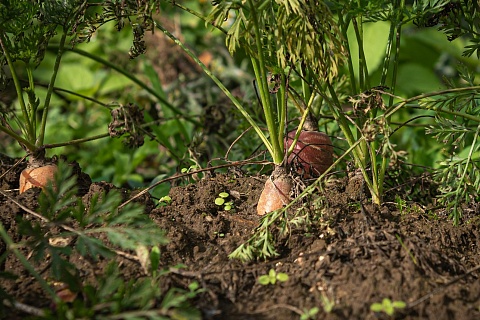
[0,155,479,319]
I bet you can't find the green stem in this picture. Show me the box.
[435,107,480,122]
[43,132,110,149]
[25,65,37,135]
[378,151,387,202]
[173,2,228,35]
[380,23,395,87]
[286,95,314,157]
[300,65,312,102]
[277,72,287,153]
[247,0,283,164]
[324,81,379,202]
[338,14,358,94]
[37,30,68,148]
[0,33,35,146]
[367,0,406,205]
[351,16,371,162]
[352,17,370,90]
[42,118,167,150]
[387,0,405,108]
[155,21,274,157]
[325,81,363,161]
[369,140,382,204]
[52,86,109,107]
[380,0,406,90]
[376,0,406,205]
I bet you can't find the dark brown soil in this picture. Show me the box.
[0,155,479,319]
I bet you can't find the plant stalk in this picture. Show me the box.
[37,30,68,148]
[352,17,370,91]
[338,13,358,94]
[0,33,35,146]
[247,0,283,164]
[155,21,274,157]
[325,81,379,203]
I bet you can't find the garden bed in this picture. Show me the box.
[1,155,479,319]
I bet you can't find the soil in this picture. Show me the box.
[0,154,479,320]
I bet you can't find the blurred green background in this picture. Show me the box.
[2,1,479,199]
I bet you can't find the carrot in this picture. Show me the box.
[285,130,333,179]
[19,164,58,193]
[258,114,334,215]
[257,167,292,216]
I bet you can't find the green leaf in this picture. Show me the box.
[370,302,384,312]
[75,235,115,260]
[215,198,225,205]
[106,204,145,225]
[160,288,191,310]
[268,268,276,277]
[258,275,270,285]
[188,281,199,292]
[50,250,79,290]
[392,300,406,309]
[159,195,172,204]
[96,263,124,300]
[276,272,289,282]
[383,299,394,316]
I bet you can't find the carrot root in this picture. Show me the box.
[257,167,292,216]
[19,164,58,193]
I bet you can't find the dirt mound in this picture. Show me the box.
[0,159,479,319]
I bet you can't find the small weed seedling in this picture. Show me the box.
[395,195,407,213]
[300,307,319,320]
[258,269,289,285]
[395,195,422,215]
[320,293,335,313]
[158,195,172,207]
[215,192,234,211]
[181,164,199,174]
[370,298,406,316]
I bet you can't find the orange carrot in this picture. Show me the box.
[19,164,58,193]
[257,167,292,216]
